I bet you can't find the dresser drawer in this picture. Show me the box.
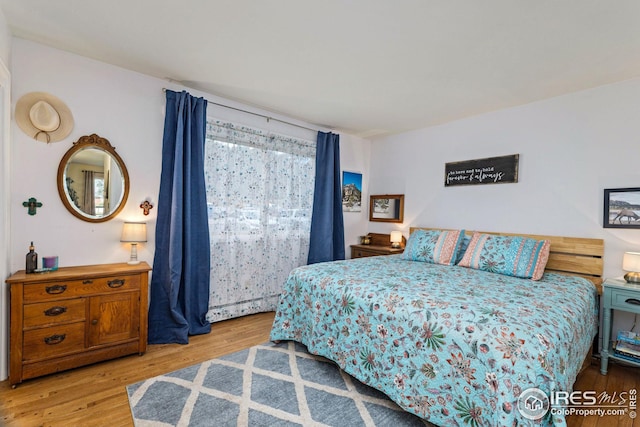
[350,244,403,259]
[23,275,141,303]
[609,288,640,314]
[353,249,374,258]
[23,322,85,361]
[24,299,86,329]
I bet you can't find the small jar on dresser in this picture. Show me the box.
[6,262,151,387]
[600,277,640,375]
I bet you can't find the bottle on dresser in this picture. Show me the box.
[25,241,38,273]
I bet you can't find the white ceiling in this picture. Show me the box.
[2,1,640,138]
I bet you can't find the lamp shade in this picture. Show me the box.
[623,252,640,272]
[121,222,147,243]
[390,231,403,244]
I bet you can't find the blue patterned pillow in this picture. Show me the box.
[457,232,551,280]
[402,229,465,265]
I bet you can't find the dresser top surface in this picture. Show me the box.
[350,244,404,253]
[6,262,152,284]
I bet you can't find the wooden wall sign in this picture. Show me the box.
[445,154,519,187]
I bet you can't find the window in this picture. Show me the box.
[204,119,315,322]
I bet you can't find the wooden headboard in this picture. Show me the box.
[409,227,604,292]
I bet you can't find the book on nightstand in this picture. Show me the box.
[613,331,640,362]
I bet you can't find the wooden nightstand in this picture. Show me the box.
[600,277,640,375]
[350,232,405,259]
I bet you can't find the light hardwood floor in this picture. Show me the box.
[0,312,275,427]
[0,311,637,427]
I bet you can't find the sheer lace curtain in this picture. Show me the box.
[204,119,316,322]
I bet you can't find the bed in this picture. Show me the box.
[269,228,604,426]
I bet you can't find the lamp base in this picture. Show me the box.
[391,242,401,249]
[127,243,140,265]
[624,272,640,283]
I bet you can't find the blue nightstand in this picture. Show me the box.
[600,277,640,375]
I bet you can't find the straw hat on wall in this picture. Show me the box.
[15,92,74,143]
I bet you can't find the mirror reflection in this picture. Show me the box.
[57,134,129,222]
[369,194,404,223]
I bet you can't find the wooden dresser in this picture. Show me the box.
[6,262,151,386]
[350,232,405,259]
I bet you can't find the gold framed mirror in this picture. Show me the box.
[369,194,404,223]
[57,134,130,222]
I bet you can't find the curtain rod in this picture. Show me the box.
[162,88,318,133]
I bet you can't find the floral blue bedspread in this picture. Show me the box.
[269,255,598,426]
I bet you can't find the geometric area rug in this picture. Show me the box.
[126,341,431,426]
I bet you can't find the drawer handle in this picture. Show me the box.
[107,279,125,288]
[82,280,93,284]
[44,306,67,316]
[45,284,67,295]
[44,334,66,345]
[625,298,640,305]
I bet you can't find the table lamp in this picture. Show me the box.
[390,231,403,249]
[121,222,147,265]
[622,251,640,283]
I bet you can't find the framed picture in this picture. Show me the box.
[603,187,640,228]
[342,171,362,212]
[369,194,404,223]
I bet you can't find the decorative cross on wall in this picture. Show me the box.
[22,197,42,215]
[140,200,153,216]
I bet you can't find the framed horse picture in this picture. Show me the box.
[603,188,640,229]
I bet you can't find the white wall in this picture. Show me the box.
[340,133,371,257]
[6,38,371,378]
[10,38,370,272]
[369,78,640,345]
[11,38,164,271]
[369,77,640,279]
[0,6,10,66]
